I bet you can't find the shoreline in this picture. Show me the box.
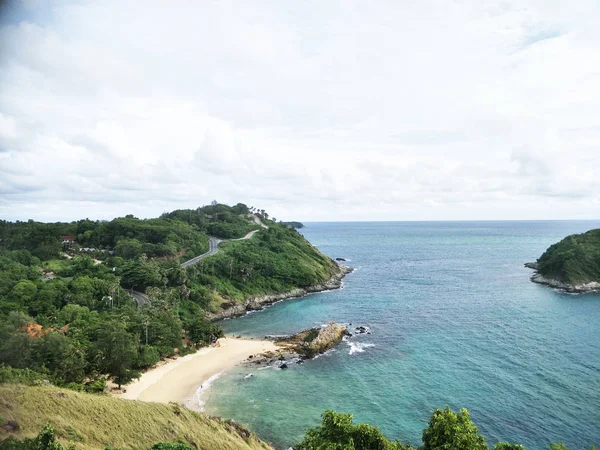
[112,337,277,407]
[207,263,353,321]
[530,272,600,293]
[525,263,600,293]
[113,263,353,409]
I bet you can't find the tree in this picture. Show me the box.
[93,323,139,388]
[495,444,525,450]
[0,424,70,450]
[294,410,413,450]
[9,280,38,307]
[186,316,223,347]
[422,406,487,450]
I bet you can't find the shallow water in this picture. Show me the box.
[204,221,600,449]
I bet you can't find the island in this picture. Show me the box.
[526,228,600,293]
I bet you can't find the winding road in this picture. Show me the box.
[181,236,221,269]
[131,218,266,306]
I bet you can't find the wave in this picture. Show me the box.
[313,348,337,360]
[185,371,224,412]
[347,341,375,355]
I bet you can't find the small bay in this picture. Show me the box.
[204,221,600,449]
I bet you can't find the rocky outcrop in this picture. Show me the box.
[529,272,600,293]
[207,264,353,321]
[277,322,350,358]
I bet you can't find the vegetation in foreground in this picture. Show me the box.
[0,384,270,450]
[294,408,596,450]
[0,384,594,450]
[0,202,336,390]
[535,229,600,284]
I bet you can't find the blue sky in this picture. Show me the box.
[1,0,599,222]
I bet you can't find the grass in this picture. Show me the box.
[0,384,272,450]
[42,258,72,274]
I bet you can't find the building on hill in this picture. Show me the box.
[61,235,76,250]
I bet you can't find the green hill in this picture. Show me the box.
[0,384,270,450]
[0,202,342,391]
[533,228,600,287]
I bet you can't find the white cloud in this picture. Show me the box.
[1,0,599,221]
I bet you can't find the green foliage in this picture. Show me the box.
[137,345,161,368]
[536,229,600,283]
[422,406,487,450]
[0,202,338,391]
[92,323,140,388]
[294,410,413,450]
[186,224,338,308]
[303,328,319,343]
[0,365,52,385]
[495,444,526,450]
[185,315,223,347]
[149,444,195,450]
[162,202,257,239]
[0,424,73,450]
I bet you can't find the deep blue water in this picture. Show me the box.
[204,221,600,449]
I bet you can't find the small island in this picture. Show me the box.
[526,228,600,293]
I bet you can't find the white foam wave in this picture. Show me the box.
[185,371,224,412]
[313,348,337,359]
[347,341,375,355]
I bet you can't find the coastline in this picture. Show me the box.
[530,272,600,293]
[112,337,277,407]
[207,263,353,321]
[526,263,600,293]
[113,263,353,410]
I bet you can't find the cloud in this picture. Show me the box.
[0,0,599,221]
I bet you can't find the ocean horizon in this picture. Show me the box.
[202,220,600,449]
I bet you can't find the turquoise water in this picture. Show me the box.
[204,221,600,449]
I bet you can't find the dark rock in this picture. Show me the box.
[3,420,19,432]
[278,355,285,361]
[280,363,288,369]
[4,403,12,410]
[335,257,347,261]
[248,355,253,359]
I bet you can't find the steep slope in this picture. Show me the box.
[0,384,271,450]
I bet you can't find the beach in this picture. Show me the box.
[113,337,277,407]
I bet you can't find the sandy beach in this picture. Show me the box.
[113,337,277,407]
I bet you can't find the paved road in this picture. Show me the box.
[181,236,221,268]
[131,290,151,307]
[131,217,268,306]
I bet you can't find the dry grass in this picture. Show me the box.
[0,384,272,450]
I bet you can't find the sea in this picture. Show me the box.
[202,221,600,449]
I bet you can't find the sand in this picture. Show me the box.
[113,337,277,406]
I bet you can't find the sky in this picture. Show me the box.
[1,0,599,222]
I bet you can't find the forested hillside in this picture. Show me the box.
[0,202,339,391]
[535,229,600,284]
